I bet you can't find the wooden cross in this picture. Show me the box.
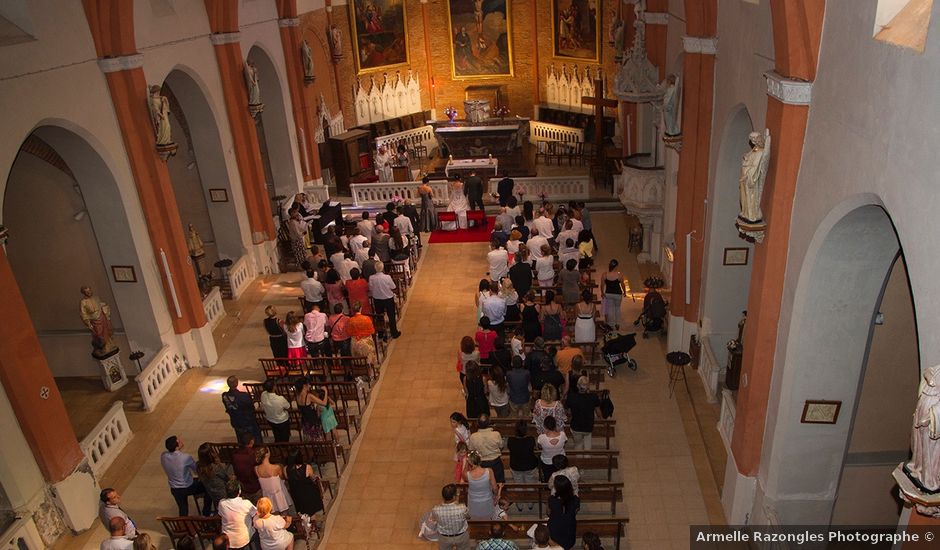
[582,78,618,166]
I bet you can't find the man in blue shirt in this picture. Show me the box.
[160,436,210,516]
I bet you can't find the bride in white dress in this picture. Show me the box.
[444,180,470,230]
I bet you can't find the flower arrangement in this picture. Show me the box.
[494,105,511,118]
[444,106,458,123]
[391,194,404,206]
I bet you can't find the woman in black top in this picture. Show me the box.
[521,291,542,342]
[507,420,539,511]
[463,362,489,419]
[548,475,580,549]
[285,448,324,516]
[602,260,626,330]
[264,306,288,360]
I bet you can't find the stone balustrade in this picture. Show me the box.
[80,401,132,476]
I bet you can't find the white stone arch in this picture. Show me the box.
[2,121,164,377]
[247,43,301,202]
[699,104,754,367]
[758,196,920,526]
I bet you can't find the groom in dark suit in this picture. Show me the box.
[464,170,485,211]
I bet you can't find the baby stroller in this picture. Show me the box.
[635,289,668,338]
[602,331,638,377]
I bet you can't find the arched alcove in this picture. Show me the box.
[759,199,920,526]
[700,105,754,369]
[2,124,163,379]
[247,44,300,213]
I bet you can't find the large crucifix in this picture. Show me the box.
[581,77,618,167]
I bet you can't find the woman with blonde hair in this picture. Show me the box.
[464,451,501,519]
[133,533,156,550]
[500,278,520,323]
[253,496,294,550]
[282,311,306,362]
[532,384,567,435]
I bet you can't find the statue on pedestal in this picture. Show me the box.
[301,39,316,85]
[328,24,344,62]
[245,61,264,117]
[736,129,771,243]
[80,286,116,358]
[148,85,178,159]
[661,74,681,136]
[909,365,940,492]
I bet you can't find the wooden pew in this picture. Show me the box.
[260,356,375,383]
[467,518,628,550]
[158,514,320,549]
[207,441,347,479]
[457,482,623,516]
[469,418,616,450]
[497,449,619,482]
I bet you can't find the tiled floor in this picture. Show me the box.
[58,211,727,550]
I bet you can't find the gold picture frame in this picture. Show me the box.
[551,0,601,63]
[349,0,410,75]
[446,0,514,80]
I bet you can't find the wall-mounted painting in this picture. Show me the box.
[349,0,409,74]
[552,0,600,62]
[446,0,513,79]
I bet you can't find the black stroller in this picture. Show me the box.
[635,289,668,338]
[601,331,638,377]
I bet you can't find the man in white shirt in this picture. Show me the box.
[218,480,257,550]
[300,269,325,311]
[527,229,550,260]
[368,261,401,339]
[486,241,510,281]
[557,219,578,249]
[99,517,133,550]
[394,206,415,237]
[481,283,507,334]
[533,210,556,241]
[329,249,346,272]
[260,379,291,442]
[304,302,328,356]
[98,489,135,539]
[355,241,371,267]
[547,454,580,496]
[357,211,376,241]
[348,228,368,257]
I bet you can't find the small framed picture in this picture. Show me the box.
[209,188,228,202]
[723,247,749,266]
[801,400,842,424]
[111,265,137,283]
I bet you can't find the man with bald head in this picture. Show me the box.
[99,516,133,549]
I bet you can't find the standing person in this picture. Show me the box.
[577,230,594,269]
[533,385,567,435]
[559,260,581,307]
[254,447,294,515]
[303,303,329,357]
[371,225,391,263]
[296,378,330,442]
[532,524,564,550]
[507,420,538,511]
[566,376,601,450]
[285,448,324,518]
[263,306,287,360]
[577,201,597,252]
[527,229,549,260]
[100,517,133,550]
[602,260,626,329]
[160,436,211,516]
[500,278,520,323]
[540,291,564,341]
[486,366,511,418]
[547,476,580,550]
[533,208,556,242]
[357,211,376,241]
[487,240,510,281]
[496,175,515,206]
[536,416,567,481]
[464,170,485,211]
[475,317,498,358]
[253,497,294,550]
[287,209,309,268]
[197,444,234,514]
[574,290,597,349]
[418,177,438,233]
[261,380,292,443]
[345,268,371,315]
[547,455,580,496]
[553,336,582,380]
[299,269,325,312]
[464,452,500,519]
[98,489,136,539]
[506,356,532,417]
[218,480,258,550]
[283,312,306,364]
[347,227,368,258]
[457,336,479,386]
[468,414,505,483]
[222,376,264,444]
[475,279,491,321]
[451,412,471,447]
[521,292,542,342]
[463,362,489,420]
[348,302,378,367]
[369,262,401,339]
[432,484,470,550]
[509,250,533,298]
[231,433,262,503]
[323,269,347,314]
[535,245,556,288]
[327,303,352,356]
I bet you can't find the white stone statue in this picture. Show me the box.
[738,129,771,224]
[244,61,262,106]
[328,24,344,61]
[301,39,315,83]
[148,85,173,146]
[661,74,681,136]
[909,365,940,492]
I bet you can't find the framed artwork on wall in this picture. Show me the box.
[209,188,228,203]
[111,265,137,283]
[349,0,409,74]
[801,400,842,424]
[723,247,749,266]
[446,0,513,79]
[552,0,600,62]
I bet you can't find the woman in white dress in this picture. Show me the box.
[254,447,294,514]
[444,179,470,230]
[574,289,596,347]
[253,497,294,550]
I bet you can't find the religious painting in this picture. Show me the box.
[446,0,513,79]
[552,0,600,62]
[349,0,409,74]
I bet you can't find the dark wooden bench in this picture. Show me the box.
[207,441,347,479]
[470,418,616,450]
[260,356,375,383]
[496,449,619,482]
[467,517,628,550]
[457,482,623,516]
[158,514,320,549]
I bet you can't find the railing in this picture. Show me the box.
[203,287,224,330]
[697,337,721,403]
[305,184,330,204]
[488,176,589,200]
[718,388,736,450]
[138,345,183,412]
[229,255,252,301]
[0,517,44,550]
[80,401,133,476]
[529,120,584,144]
[350,179,452,207]
[374,125,436,155]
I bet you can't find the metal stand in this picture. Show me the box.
[666,351,691,398]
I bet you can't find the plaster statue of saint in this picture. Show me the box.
[611,17,625,61]
[148,85,173,146]
[661,74,681,136]
[328,24,344,61]
[738,129,771,223]
[187,224,205,258]
[80,286,116,356]
[375,145,393,182]
[301,39,315,83]
[908,364,940,492]
[244,61,262,106]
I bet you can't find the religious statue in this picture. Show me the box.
[301,39,315,84]
[907,364,940,493]
[328,24,344,62]
[80,286,116,358]
[610,15,626,62]
[613,3,662,101]
[187,224,205,258]
[244,61,264,117]
[375,145,393,182]
[738,129,772,225]
[661,74,681,136]
[148,85,173,147]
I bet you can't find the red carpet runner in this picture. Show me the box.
[427,216,496,244]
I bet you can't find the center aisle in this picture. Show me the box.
[321,242,490,549]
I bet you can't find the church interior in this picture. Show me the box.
[1,0,940,548]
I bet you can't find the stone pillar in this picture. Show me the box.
[275,0,322,184]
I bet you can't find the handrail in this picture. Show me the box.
[80,401,133,476]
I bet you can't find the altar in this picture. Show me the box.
[445,157,498,177]
[431,118,528,158]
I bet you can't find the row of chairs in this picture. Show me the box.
[534,140,597,167]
